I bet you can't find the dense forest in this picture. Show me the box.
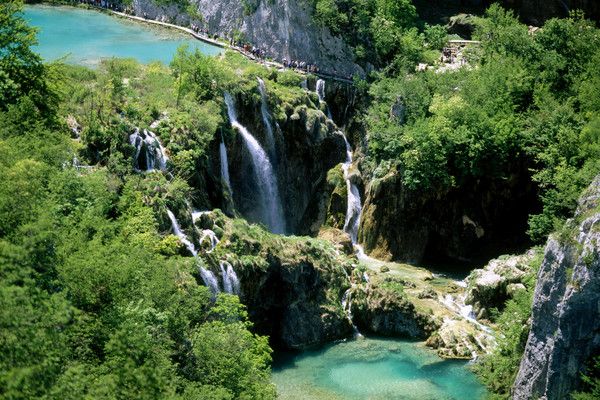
[1,0,600,399]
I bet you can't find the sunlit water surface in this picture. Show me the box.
[24,5,221,67]
[272,337,487,400]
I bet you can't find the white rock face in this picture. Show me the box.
[131,0,362,77]
[465,251,535,318]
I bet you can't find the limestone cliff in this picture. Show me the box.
[358,162,536,264]
[512,175,600,399]
[130,0,361,77]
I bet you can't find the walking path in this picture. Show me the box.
[108,9,354,84]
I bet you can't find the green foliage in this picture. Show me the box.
[572,355,600,400]
[473,250,542,398]
[310,0,418,67]
[0,9,277,398]
[366,4,600,242]
[0,0,56,115]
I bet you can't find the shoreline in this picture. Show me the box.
[33,2,354,84]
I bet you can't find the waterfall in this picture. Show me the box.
[316,78,333,120]
[341,134,363,247]
[129,128,168,172]
[301,78,308,90]
[223,92,286,234]
[316,79,326,102]
[199,229,220,253]
[219,134,233,195]
[442,294,492,334]
[219,261,240,295]
[257,78,277,160]
[199,265,220,297]
[166,209,197,257]
[342,288,362,338]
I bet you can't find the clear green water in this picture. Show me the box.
[24,5,221,67]
[272,337,487,400]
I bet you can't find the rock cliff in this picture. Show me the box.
[512,175,600,399]
[358,163,536,264]
[130,0,361,77]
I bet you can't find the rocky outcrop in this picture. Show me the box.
[465,250,539,319]
[358,162,537,264]
[513,0,600,24]
[513,175,600,399]
[130,0,362,76]
[198,212,353,349]
[351,284,438,338]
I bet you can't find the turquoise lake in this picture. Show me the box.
[24,5,221,67]
[272,337,487,400]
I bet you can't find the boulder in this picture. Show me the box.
[465,251,537,317]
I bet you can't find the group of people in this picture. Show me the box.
[229,40,268,60]
[77,0,122,11]
[190,24,210,37]
[282,59,321,74]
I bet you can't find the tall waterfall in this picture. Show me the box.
[129,128,168,172]
[223,92,286,234]
[257,78,277,160]
[219,261,240,295]
[166,209,197,256]
[219,134,232,195]
[341,134,363,246]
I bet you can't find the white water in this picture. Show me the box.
[219,261,240,295]
[129,128,168,172]
[166,209,197,256]
[191,210,210,222]
[342,134,363,246]
[341,287,362,338]
[199,266,220,297]
[224,92,286,234]
[316,79,333,120]
[257,78,277,160]
[442,294,492,334]
[316,79,326,102]
[199,229,220,253]
[219,135,233,195]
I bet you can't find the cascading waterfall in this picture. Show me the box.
[219,134,233,195]
[341,287,362,338]
[223,92,286,234]
[199,266,220,297]
[301,78,308,90]
[316,79,326,102]
[166,209,197,257]
[257,78,277,160]
[441,294,492,334]
[199,229,220,253]
[129,128,168,172]
[166,209,222,297]
[219,261,240,295]
[316,79,332,119]
[341,134,363,250]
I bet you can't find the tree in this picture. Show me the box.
[0,0,55,115]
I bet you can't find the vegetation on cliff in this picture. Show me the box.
[365,5,600,243]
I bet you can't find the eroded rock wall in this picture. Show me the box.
[513,175,600,399]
